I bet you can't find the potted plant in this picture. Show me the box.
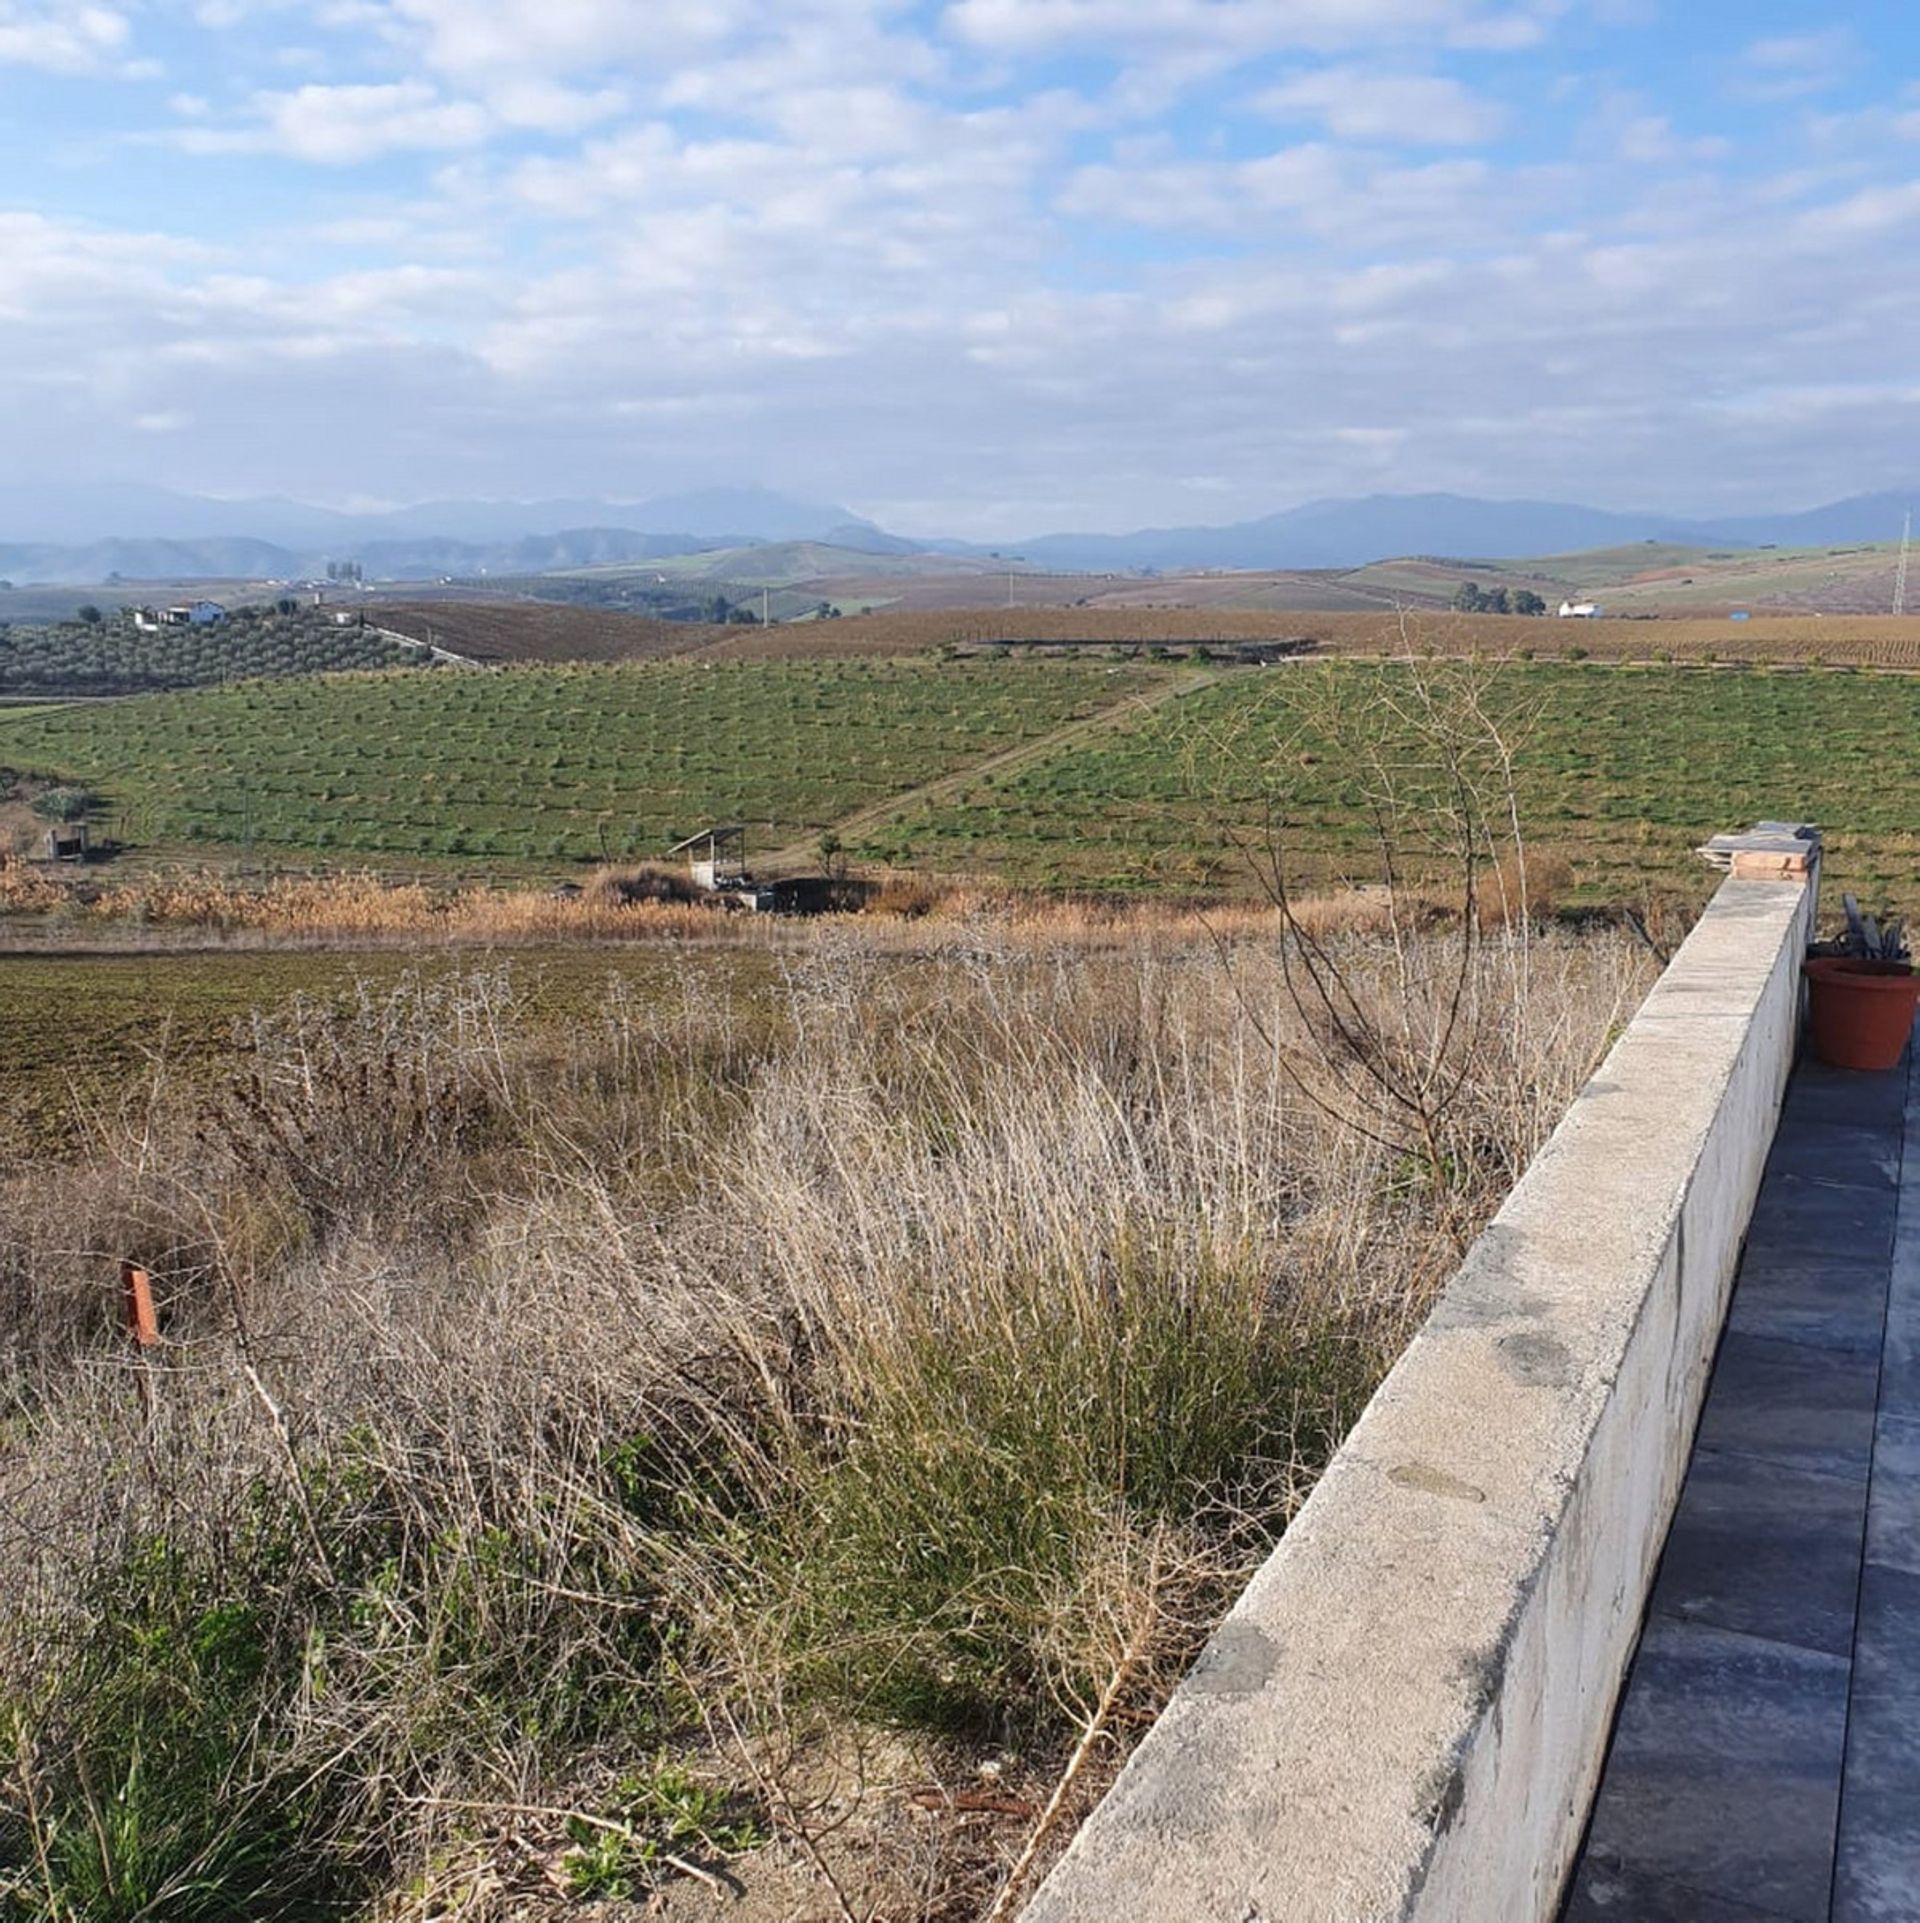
[1804,895,1920,1071]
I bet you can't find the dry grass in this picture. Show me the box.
[0,859,1538,951]
[0,915,1651,1920]
[0,862,733,945]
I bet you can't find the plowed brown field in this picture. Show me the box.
[692,605,1920,667]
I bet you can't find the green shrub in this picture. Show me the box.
[29,787,91,822]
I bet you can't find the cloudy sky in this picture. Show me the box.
[4,1,1918,537]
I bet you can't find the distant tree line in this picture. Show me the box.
[1452,582,1547,616]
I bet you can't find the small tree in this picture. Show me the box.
[1193,638,1551,1232]
[31,786,93,821]
[75,605,103,626]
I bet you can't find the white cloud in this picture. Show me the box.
[381,0,747,79]
[1732,28,1856,103]
[1613,113,1729,167]
[0,2,131,73]
[1059,140,1518,249]
[944,0,1563,57]
[176,82,496,163]
[1258,65,1507,144]
[0,212,208,323]
[15,0,1920,528]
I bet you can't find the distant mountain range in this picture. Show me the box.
[1,482,1914,586]
[1002,491,1918,572]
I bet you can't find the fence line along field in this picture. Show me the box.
[0,657,1158,865]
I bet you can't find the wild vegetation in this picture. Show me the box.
[0,895,1649,1921]
[0,606,424,696]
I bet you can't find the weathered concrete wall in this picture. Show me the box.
[1025,872,1818,1923]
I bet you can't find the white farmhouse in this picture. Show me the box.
[1558,600,1601,618]
[160,600,228,626]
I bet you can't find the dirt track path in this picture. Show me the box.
[763,666,1222,871]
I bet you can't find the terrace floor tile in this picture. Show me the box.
[1564,1858,1805,1923]
[1574,1618,1850,1923]
[1761,1122,1903,1196]
[1691,1331,1879,1482]
[1833,1564,1920,1923]
[1743,1176,1898,1263]
[1648,1447,1869,1658]
[1728,1250,1889,1357]
[1566,1041,1919,1923]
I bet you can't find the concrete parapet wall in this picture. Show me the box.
[1025,873,1819,1923]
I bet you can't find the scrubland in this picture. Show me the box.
[0,904,1650,1920]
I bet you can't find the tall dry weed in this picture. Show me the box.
[0,918,1650,1919]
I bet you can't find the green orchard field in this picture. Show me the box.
[861,661,1920,903]
[0,657,1154,864]
[6,655,1920,904]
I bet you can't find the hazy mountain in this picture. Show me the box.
[0,481,898,553]
[6,481,1917,586]
[1004,493,1735,572]
[0,483,354,548]
[354,528,709,576]
[0,525,899,587]
[0,536,303,586]
[621,486,903,547]
[1702,491,1916,549]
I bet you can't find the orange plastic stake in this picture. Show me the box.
[121,1261,159,1347]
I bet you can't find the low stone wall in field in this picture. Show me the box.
[1025,861,1819,1923]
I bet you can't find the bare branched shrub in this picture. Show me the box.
[1192,653,1576,1238]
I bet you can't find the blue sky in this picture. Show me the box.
[3,1,1919,537]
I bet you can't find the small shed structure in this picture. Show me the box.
[670,824,748,893]
[38,823,88,863]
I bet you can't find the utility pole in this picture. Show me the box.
[1896,510,1911,618]
[762,586,771,627]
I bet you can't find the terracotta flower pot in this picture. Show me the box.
[1803,956,1920,1071]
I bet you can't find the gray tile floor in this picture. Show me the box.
[1565,1050,1920,1923]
